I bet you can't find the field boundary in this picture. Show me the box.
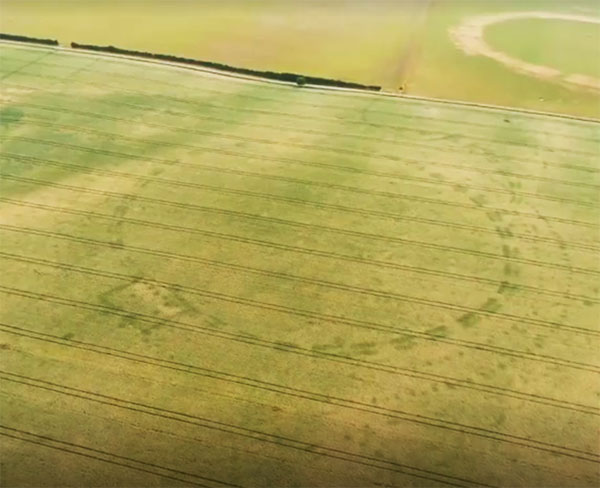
[0,32,58,47]
[68,42,381,92]
[1,39,599,124]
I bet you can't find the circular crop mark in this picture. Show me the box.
[450,11,600,92]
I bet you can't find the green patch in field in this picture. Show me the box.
[468,193,487,206]
[457,312,480,328]
[311,335,346,353]
[98,279,199,334]
[503,263,521,277]
[350,341,378,356]
[426,325,449,337]
[485,18,600,79]
[495,226,514,239]
[390,334,417,350]
[0,106,24,126]
[498,280,520,295]
[481,297,502,313]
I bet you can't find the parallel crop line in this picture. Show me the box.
[2,52,598,143]
[3,197,597,303]
[78,53,600,137]
[10,114,600,191]
[3,323,598,416]
[5,116,600,209]
[3,70,599,177]
[2,228,599,335]
[2,325,599,467]
[2,323,597,417]
[4,153,598,251]
[3,175,599,277]
[0,425,240,487]
[72,98,600,175]
[0,52,54,81]
[1,249,598,341]
[1,145,595,229]
[0,431,211,487]
[5,133,597,210]
[89,59,600,141]
[0,374,488,488]
[6,87,599,177]
[1,285,595,378]
[3,372,599,469]
[6,58,599,154]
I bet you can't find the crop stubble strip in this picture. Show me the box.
[1,226,599,337]
[3,174,599,278]
[4,55,599,152]
[4,153,598,252]
[0,375,486,488]
[0,426,238,488]
[1,322,597,418]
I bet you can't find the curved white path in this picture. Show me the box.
[450,11,600,92]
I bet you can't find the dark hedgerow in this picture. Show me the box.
[1,33,59,46]
[70,42,381,92]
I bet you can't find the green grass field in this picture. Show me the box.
[0,42,599,487]
[485,18,600,79]
[1,0,599,117]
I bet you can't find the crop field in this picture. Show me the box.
[484,16,600,79]
[1,0,600,117]
[0,42,599,487]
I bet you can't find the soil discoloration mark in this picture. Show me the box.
[450,11,600,92]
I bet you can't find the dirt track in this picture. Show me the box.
[450,11,600,92]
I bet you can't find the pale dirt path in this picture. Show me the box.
[450,11,600,92]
